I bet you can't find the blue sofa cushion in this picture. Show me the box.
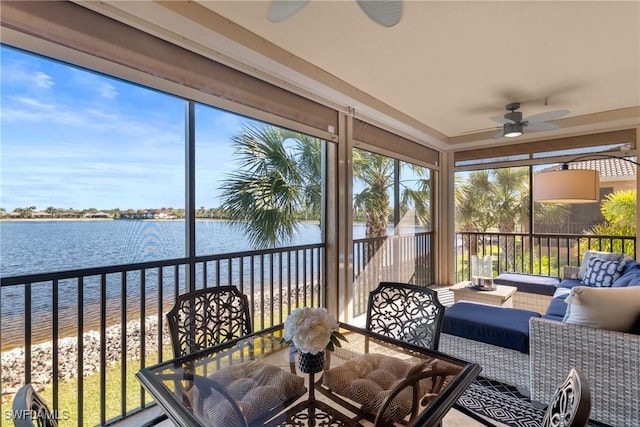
[558,278,584,289]
[582,257,625,287]
[544,296,569,320]
[493,273,559,296]
[442,302,540,353]
[613,260,640,287]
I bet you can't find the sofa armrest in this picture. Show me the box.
[529,317,640,427]
[561,265,580,279]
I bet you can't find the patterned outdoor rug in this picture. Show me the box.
[457,377,606,427]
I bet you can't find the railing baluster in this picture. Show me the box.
[139,269,146,409]
[120,271,127,417]
[100,273,107,425]
[25,282,32,384]
[77,277,84,427]
[52,279,59,411]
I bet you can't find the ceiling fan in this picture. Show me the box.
[268,0,403,27]
[491,103,569,139]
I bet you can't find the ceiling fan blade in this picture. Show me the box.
[525,109,569,123]
[357,0,403,27]
[267,0,309,23]
[490,116,515,125]
[525,121,559,132]
[493,129,505,139]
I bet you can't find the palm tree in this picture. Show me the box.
[218,124,315,248]
[584,189,636,255]
[353,149,432,239]
[455,167,568,272]
[353,150,393,239]
[219,124,432,248]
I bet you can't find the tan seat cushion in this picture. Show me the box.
[322,353,446,422]
[189,361,306,426]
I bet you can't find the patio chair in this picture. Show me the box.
[317,282,453,425]
[541,368,591,427]
[12,384,58,427]
[457,368,591,427]
[144,285,252,426]
[167,285,252,358]
[367,282,445,350]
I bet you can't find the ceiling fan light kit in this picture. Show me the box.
[503,122,523,138]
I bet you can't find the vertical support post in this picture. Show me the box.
[186,101,196,292]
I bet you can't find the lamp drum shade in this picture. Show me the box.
[534,169,600,203]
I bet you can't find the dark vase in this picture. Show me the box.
[298,351,325,374]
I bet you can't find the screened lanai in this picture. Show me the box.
[1,1,639,426]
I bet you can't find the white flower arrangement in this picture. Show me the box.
[281,307,347,355]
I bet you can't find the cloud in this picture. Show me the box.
[0,52,55,90]
[32,71,54,89]
[98,82,118,100]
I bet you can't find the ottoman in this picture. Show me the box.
[439,302,541,393]
[442,302,540,353]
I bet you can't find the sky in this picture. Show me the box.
[0,45,250,212]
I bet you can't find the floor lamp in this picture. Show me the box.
[533,154,638,204]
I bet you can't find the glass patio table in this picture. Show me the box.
[136,322,481,426]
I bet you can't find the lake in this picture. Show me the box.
[0,219,325,277]
[0,219,329,348]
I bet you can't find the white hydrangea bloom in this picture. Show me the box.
[283,307,339,355]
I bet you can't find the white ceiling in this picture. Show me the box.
[80,0,640,150]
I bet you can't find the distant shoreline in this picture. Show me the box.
[0,218,323,223]
[0,218,115,222]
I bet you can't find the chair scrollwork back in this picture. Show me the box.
[167,285,252,358]
[541,368,591,427]
[12,384,58,427]
[366,282,445,350]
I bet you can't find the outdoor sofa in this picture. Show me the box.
[440,251,640,427]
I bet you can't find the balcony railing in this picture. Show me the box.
[456,231,636,281]
[352,231,434,317]
[2,230,632,425]
[0,244,324,426]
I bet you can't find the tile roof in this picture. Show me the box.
[542,156,637,178]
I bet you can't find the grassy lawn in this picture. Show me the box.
[2,350,166,427]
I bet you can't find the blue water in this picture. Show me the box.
[0,220,331,346]
[0,219,324,277]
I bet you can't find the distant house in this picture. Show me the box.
[33,211,53,218]
[153,210,177,219]
[85,211,111,218]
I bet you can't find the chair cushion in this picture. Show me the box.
[563,286,640,332]
[578,250,625,280]
[544,297,569,321]
[493,273,559,296]
[190,361,306,425]
[322,353,452,422]
[558,278,585,289]
[442,302,540,353]
[582,257,626,287]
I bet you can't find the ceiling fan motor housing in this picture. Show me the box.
[505,111,523,123]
